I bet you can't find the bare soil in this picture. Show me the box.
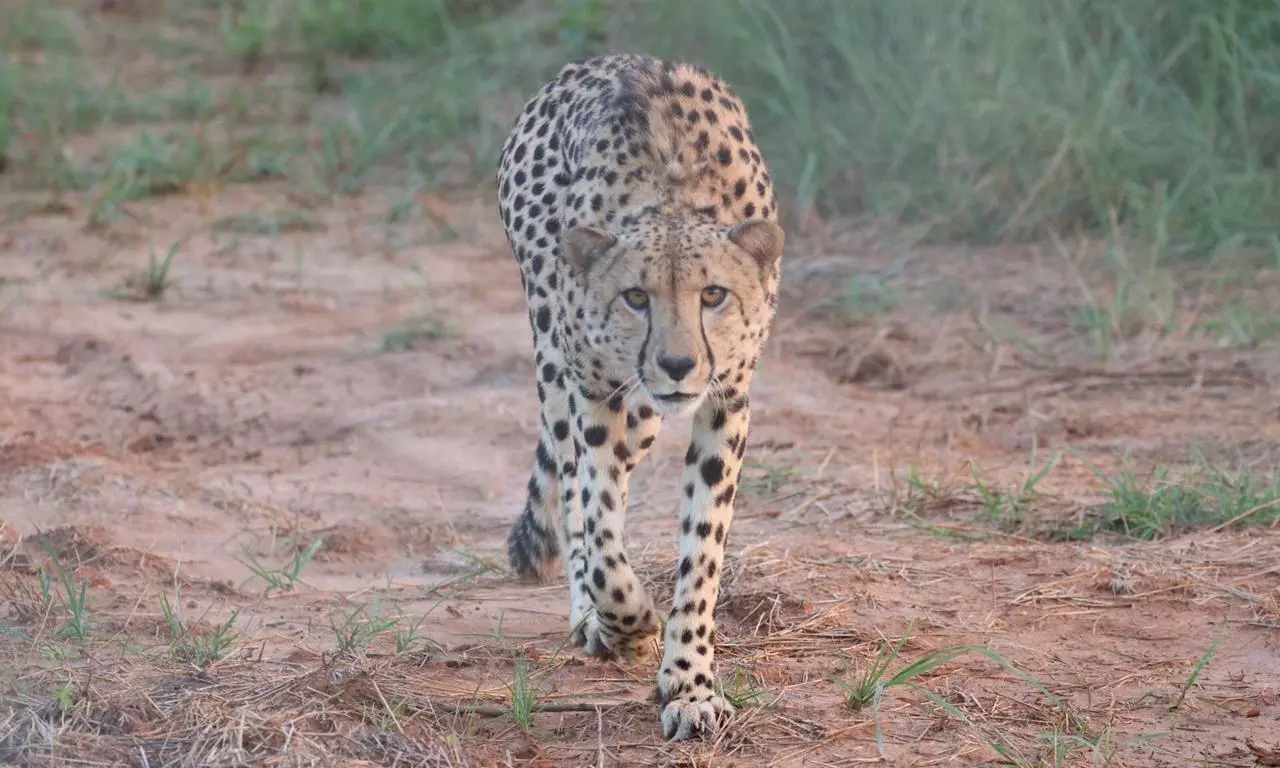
[1,182,1278,767]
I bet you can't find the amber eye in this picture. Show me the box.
[621,288,650,310]
[701,285,728,308]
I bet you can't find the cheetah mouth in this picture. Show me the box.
[654,392,699,404]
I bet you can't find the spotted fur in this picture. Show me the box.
[496,54,784,742]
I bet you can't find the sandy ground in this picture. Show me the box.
[0,179,1277,767]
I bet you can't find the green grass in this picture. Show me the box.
[1077,464,1280,539]
[160,588,240,668]
[620,0,1280,257]
[1198,298,1280,348]
[1171,632,1223,710]
[39,545,91,645]
[508,655,536,732]
[380,311,455,352]
[971,452,1062,532]
[892,451,1280,543]
[717,664,776,711]
[4,0,1276,259]
[329,599,399,657]
[1028,447,1280,541]
[837,637,1085,762]
[235,537,324,594]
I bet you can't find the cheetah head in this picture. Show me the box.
[563,216,784,416]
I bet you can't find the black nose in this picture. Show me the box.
[657,355,696,381]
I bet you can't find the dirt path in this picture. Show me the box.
[2,185,1278,766]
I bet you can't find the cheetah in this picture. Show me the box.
[496,54,784,741]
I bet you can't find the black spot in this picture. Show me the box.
[535,441,556,472]
[535,306,551,332]
[613,441,630,461]
[700,457,725,486]
[583,425,608,447]
[592,568,606,589]
[681,629,694,643]
[612,588,626,603]
[676,658,691,670]
[553,420,570,441]
[684,445,699,465]
[679,557,692,577]
[695,522,712,538]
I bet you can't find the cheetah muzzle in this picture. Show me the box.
[496,53,784,742]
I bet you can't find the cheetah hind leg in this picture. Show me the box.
[506,435,563,582]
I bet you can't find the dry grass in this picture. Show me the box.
[4,525,1279,765]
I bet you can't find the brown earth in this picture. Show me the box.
[1,183,1277,767]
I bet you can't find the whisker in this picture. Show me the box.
[707,373,728,404]
[605,374,639,403]
[623,377,645,404]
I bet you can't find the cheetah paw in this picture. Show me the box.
[570,614,658,662]
[660,695,735,741]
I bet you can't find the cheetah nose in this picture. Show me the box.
[657,356,696,382]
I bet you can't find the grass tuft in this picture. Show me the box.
[236,537,324,594]
[1075,462,1280,540]
[160,587,240,668]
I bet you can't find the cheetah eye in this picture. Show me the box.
[701,285,729,308]
[621,288,650,310]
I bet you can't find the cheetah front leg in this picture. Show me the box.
[658,397,749,740]
[569,394,663,661]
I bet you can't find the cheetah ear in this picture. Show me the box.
[728,219,785,270]
[561,226,618,271]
